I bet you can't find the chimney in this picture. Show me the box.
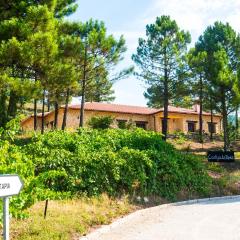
[193,104,200,113]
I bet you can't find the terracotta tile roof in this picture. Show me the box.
[156,105,221,116]
[66,102,221,117]
[68,102,158,115]
[21,102,221,126]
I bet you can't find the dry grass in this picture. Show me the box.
[9,195,135,240]
[169,138,224,152]
[169,138,240,197]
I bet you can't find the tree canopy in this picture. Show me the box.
[132,15,191,140]
[195,22,240,149]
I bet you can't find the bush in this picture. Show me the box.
[0,128,211,218]
[25,129,211,198]
[118,119,136,130]
[88,116,114,129]
[173,130,187,144]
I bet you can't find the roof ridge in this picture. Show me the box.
[62,102,221,116]
[88,102,154,107]
[70,102,159,110]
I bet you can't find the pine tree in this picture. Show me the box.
[132,16,191,140]
[0,1,78,129]
[187,48,208,142]
[60,20,127,127]
[196,22,240,150]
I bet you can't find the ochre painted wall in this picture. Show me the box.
[21,108,222,134]
[21,116,42,131]
[22,109,154,131]
[154,112,221,134]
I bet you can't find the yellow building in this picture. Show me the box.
[21,102,222,134]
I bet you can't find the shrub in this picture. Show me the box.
[88,116,114,129]
[174,130,187,144]
[25,129,211,199]
[0,128,212,218]
[118,120,136,130]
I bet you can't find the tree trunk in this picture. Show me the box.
[210,98,213,141]
[162,80,168,141]
[8,66,18,119]
[0,90,7,127]
[221,89,228,151]
[54,101,59,129]
[41,90,46,134]
[79,84,86,127]
[199,74,203,143]
[34,74,38,131]
[62,88,70,130]
[7,90,18,119]
[162,50,168,141]
[47,96,50,112]
[79,44,88,128]
[235,107,239,139]
[19,96,24,111]
[34,99,37,131]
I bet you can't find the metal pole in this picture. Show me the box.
[3,197,9,240]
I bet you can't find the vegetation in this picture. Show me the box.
[195,22,240,149]
[0,128,211,220]
[88,116,114,129]
[132,16,191,141]
[132,16,240,148]
[1,1,240,237]
[0,1,240,149]
[2,127,240,239]
[187,50,208,143]
[0,1,131,133]
[11,195,134,240]
[60,20,131,128]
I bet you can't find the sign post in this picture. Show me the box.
[3,198,9,240]
[0,175,23,240]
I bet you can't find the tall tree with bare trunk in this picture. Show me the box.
[132,16,191,140]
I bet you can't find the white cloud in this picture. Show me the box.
[113,0,240,106]
[143,0,240,42]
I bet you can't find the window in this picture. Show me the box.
[117,120,127,129]
[208,122,216,133]
[187,121,196,132]
[135,121,147,130]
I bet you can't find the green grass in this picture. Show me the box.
[9,195,135,240]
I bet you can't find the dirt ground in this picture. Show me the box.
[169,139,240,155]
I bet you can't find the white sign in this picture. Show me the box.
[0,175,23,198]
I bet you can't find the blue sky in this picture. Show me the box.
[69,0,240,106]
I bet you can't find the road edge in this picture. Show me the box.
[80,195,240,240]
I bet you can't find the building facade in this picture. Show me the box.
[21,102,222,134]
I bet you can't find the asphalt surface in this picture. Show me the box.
[80,196,240,240]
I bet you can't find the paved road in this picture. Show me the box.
[81,196,240,240]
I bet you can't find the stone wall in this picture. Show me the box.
[21,108,222,134]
